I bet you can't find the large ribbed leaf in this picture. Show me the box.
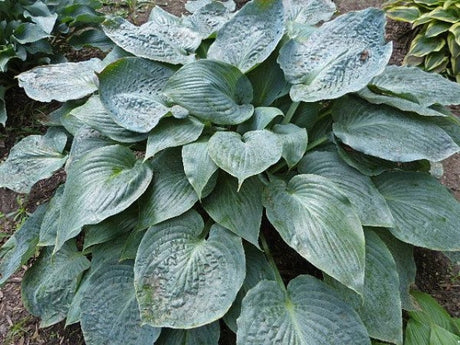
[21,242,90,328]
[0,205,46,285]
[134,210,245,328]
[207,0,284,73]
[138,149,198,229]
[155,322,220,345]
[368,65,460,106]
[17,58,103,102]
[185,0,235,13]
[332,96,459,162]
[208,130,282,188]
[326,231,403,345]
[102,10,201,64]
[263,174,365,293]
[272,123,308,169]
[182,139,218,199]
[145,117,204,160]
[374,171,460,250]
[0,128,68,193]
[70,96,148,143]
[298,150,393,227]
[430,324,460,344]
[184,2,232,38]
[80,263,160,345]
[237,275,371,345]
[39,185,64,246]
[376,231,417,311]
[237,107,284,133]
[202,174,263,247]
[164,60,254,125]
[405,319,430,345]
[98,57,175,133]
[278,8,392,102]
[56,145,152,250]
[284,0,336,25]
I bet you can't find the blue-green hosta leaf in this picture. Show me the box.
[284,0,336,25]
[21,242,90,328]
[202,174,263,247]
[374,171,460,250]
[184,2,233,38]
[0,205,46,286]
[332,96,459,162]
[56,145,152,250]
[39,185,64,246]
[81,263,160,345]
[272,123,308,169]
[326,230,403,345]
[120,230,145,261]
[358,87,451,117]
[298,150,393,227]
[138,149,198,229]
[279,8,392,102]
[207,0,284,73]
[238,107,284,133]
[155,322,220,345]
[0,86,6,126]
[0,128,68,193]
[237,275,371,345]
[368,65,460,106]
[145,117,204,160]
[70,96,148,143]
[182,139,218,199]
[224,243,276,333]
[17,58,103,102]
[376,231,417,311]
[13,22,49,44]
[103,9,200,64]
[23,1,58,34]
[164,60,254,125]
[263,174,365,293]
[209,130,282,188]
[134,210,245,328]
[98,57,175,133]
[185,0,235,13]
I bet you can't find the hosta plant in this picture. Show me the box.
[0,0,111,125]
[2,0,460,344]
[383,0,460,82]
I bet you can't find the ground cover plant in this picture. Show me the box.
[1,0,460,344]
[0,0,110,126]
[383,0,460,82]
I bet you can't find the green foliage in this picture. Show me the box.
[0,0,110,125]
[1,0,460,344]
[383,0,460,82]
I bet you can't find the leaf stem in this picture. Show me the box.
[306,135,329,152]
[260,232,286,290]
[282,101,300,124]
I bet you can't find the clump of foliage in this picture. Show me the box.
[1,0,460,344]
[0,0,111,125]
[383,0,460,82]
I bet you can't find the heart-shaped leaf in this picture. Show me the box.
[185,0,235,13]
[57,145,152,250]
[184,2,233,38]
[80,263,160,345]
[99,57,175,133]
[209,130,282,187]
[263,174,365,293]
[145,117,204,160]
[17,58,103,102]
[0,128,68,193]
[207,0,285,73]
[373,171,460,250]
[238,107,284,133]
[39,185,64,247]
[237,275,371,345]
[298,150,393,227]
[332,96,459,162]
[155,322,220,345]
[164,60,254,125]
[284,0,336,25]
[272,123,308,169]
[134,210,245,328]
[279,8,392,102]
[102,11,201,64]
[202,174,263,247]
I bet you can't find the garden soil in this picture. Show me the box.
[1,0,460,344]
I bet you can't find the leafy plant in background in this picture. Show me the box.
[1,0,460,344]
[383,0,460,82]
[0,0,111,126]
